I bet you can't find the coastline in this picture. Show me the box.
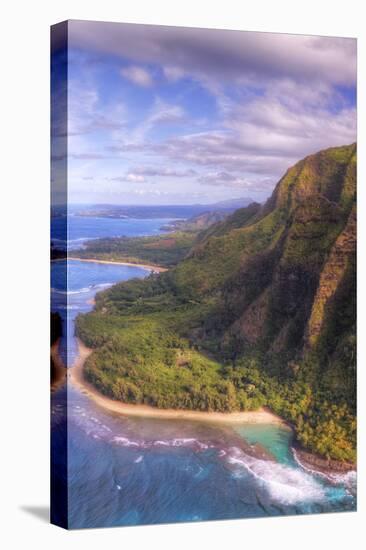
[70,339,288,426]
[65,257,168,273]
[292,445,356,474]
[68,340,355,474]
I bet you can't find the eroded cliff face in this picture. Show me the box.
[306,205,356,349]
[185,144,356,377]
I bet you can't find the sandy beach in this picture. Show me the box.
[69,339,288,426]
[67,257,168,273]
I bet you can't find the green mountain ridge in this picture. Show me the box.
[76,143,356,463]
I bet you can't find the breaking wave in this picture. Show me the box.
[224,446,326,505]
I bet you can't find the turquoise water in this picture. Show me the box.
[234,423,293,464]
[51,217,356,528]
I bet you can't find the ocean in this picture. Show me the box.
[51,215,356,529]
[51,214,175,249]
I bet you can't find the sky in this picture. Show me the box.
[52,20,357,205]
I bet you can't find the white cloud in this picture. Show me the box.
[163,66,186,82]
[131,166,196,177]
[108,173,146,183]
[120,66,153,87]
[131,98,187,143]
[69,21,356,87]
[146,81,356,181]
[65,21,357,203]
[126,173,145,183]
[198,171,272,190]
[105,166,196,184]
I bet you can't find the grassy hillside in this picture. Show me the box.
[76,144,356,463]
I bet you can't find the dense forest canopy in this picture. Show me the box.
[77,231,197,268]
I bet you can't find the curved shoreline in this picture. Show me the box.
[69,339,289,426]
[66,257,168,273]
[292,445,355,474]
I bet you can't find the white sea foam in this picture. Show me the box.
[52,282,113,296]
[113,436,140,447]
[51,287,91,295]
[71,407,120,439]
[88,283,114,292]
[110,435,211,452]
[134,455,143,464]
[292,448,357,491]
[153,438,208,450]
[68,237,94,243]
[225,447,326,505]
[171,438,197,447]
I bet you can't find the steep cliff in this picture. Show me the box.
[178,144,356,367]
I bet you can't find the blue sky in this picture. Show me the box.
[52,21,357,205]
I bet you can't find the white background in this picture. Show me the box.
[1,0,365,548]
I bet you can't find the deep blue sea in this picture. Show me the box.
[51,215,356,529]
[51,214,175,249]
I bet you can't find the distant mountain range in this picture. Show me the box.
[160,210,234,232]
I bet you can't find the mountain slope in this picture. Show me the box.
[76,143,356,463]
